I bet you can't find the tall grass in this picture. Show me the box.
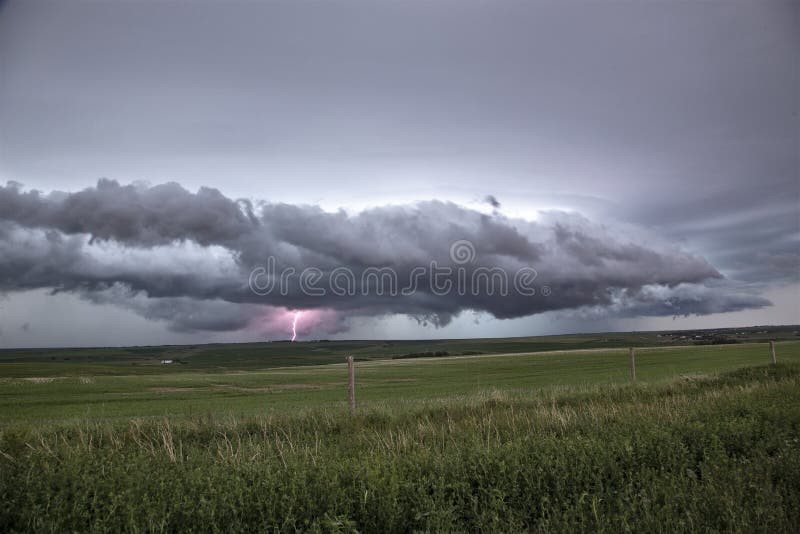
[2,364,799,532]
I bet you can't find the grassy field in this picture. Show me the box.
[1,341,799,424]
[1,333,799,531]
[1,325,797,377]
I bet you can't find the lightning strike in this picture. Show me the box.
[291,311,302,342]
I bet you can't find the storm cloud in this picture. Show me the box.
[0,180,770,334]
[0,1,795,344]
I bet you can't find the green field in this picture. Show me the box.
[2,341,799,425]
[1,330,799,531]
[2,325,797,378]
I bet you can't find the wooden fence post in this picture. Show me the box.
[629,347,636,382]
[347,355,356,414]
[770,341,777,366]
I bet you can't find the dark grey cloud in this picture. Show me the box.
[0,180,770,333]
[566,282,771,320]
[484,195,501,209]
[81,287,263,333]
[623,180,800,285]
[0,179,256,248]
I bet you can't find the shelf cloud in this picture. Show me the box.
[0,180,771,334]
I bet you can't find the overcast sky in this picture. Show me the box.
[0,0,798,347]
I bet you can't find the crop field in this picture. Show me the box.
[1,333,799,531]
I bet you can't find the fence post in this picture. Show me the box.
[347,355,356,415]
[770,341,777,366]
[629,347,636,382]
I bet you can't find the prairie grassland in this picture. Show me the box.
[0,343,799,531]
[2,326,796,378]
[2,341,798,424]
